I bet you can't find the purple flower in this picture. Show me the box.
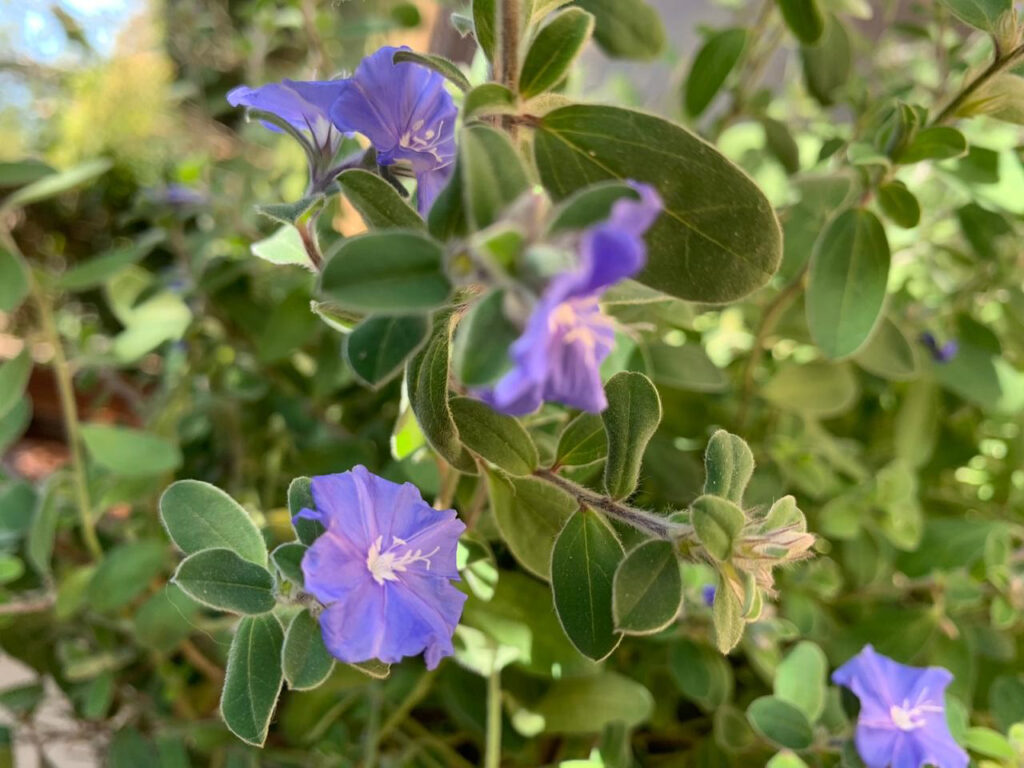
[296,466,467,670]
[919,332,959,363]
[478,183,662,415]
[701,585,716,607]
[329,46,457,214]
[832,645,968,768]
[227,78,347,188]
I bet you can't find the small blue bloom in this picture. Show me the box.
[329,46,457,214]
[701,585,716,607]
[296,466,467,670]
[479,183,662,415]
[919,332,959,363]
[832,645,968,768]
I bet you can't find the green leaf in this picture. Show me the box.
[271,542,306,586]
[703,430,755,505]
[612,539,682,634]
[0,554,24,585]
[256,287,318,363]
[159,479,268,565]
[532,672,654,732]
[392,50,471,91]
[670,638,734,710]
[108,728,157,767]
[173,548,276,615]
[133,584,202,653]
[57,229,165,292]
[220,614,284,746]
[251,225,311,267]
[712,581,745,653]
[345,314,430,387]
[0,349,32,421]
[337,169,424,230]
[971,74,1024,125]
[0,158,54,187]
[452,290,518,388]
[555,411,607,467]
[602,371,661,500]
[406,315,476,472]
[487,471,576,578]
[0,158,111,213]
[807,208,891,359]
[746,696,814,750]
[463,83,518,119]
[472,0,496,61]
[520,8,594,98]
[551,510,624,660]
[762,117,802,174]
[450,396,539,475]
[460,124,530,230]
[853,318,918,381]
[288,477,323,546]
[87,541,166,612]
[777,0,825,43]
[762,361,859,417]
[0,480,35,539]
[965,726,1015,760]
[256,195,322,226]
[26,481,60,577]
[774,641,828,722]
[548,181,639,233]
[897,126,968,164]
[800,14,851,106]
[0,397,30,456]
[574,0,665,60]
[320,231,450,313]
[0,247,29,312]
[80,424,182,477]
[534,104,782,303]
[282,610,334,690]
[684,28,747,117]
[877,180,921,228]
[646,342,728,393]
[691,495,745,561]
[937,0,1011,30]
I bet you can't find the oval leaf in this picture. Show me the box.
[282,610,335,690]
[0,247,29,313]
[533,104,782,302]
[160,480,268,565]
[575,0,665,60]
[337,169,424,230]
[520,8,594,98]
[450,396,539,475]
[320,231,450,313]
[550,510,625,660]
[173,548,276,615]
[777,0,825,43]
[345,314,429,387]
[602,371,661,500]
[555,411,607,467]
[460,123,530,230]
[612,539,682,634]
[80,424,182,477]
[807,208,891,359]
[684,28,747,117]
[220,614,284,746]
[487,471,576,579]
[746,696,814,750]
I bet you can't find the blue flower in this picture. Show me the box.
[832,645,968,768]
[227,78,347,188]
[701,585,716,607]
[919,332,959,363]
[479,183,662,415]
[329,46,457,214]
[296,466,467,670]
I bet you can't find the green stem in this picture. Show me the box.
[534,469,694,541]
[496,0,522,138]
[15,241,103,561]
[485,668,502,768]
[931,41,1024,125]
[376,668,438,744]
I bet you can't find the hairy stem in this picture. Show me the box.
[931,42,1024,126]
[496,0,522,138]
[535,469,694,541]
[485,668,502,768]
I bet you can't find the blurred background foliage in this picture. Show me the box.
[0,0,1023,766]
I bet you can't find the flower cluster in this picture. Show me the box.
[295,466,466,670]
[478,183,663,415]
[228,46,456,211]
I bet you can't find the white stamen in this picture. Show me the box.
[366,535,439,585]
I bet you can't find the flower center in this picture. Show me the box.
[889,704,926,731]
[365,535,439,585]
[548,298,614,350]
[399,119,446,161]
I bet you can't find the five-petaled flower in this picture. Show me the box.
[329,46,457,214]
[832,644,968,768]
[226,78,347,189]
[478,182,663,415]
[296,466,466,670]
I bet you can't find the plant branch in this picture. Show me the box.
[377,668,438,745]
[931,42,1024,126]
[496,0,522,137]
[534,469,694,541]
